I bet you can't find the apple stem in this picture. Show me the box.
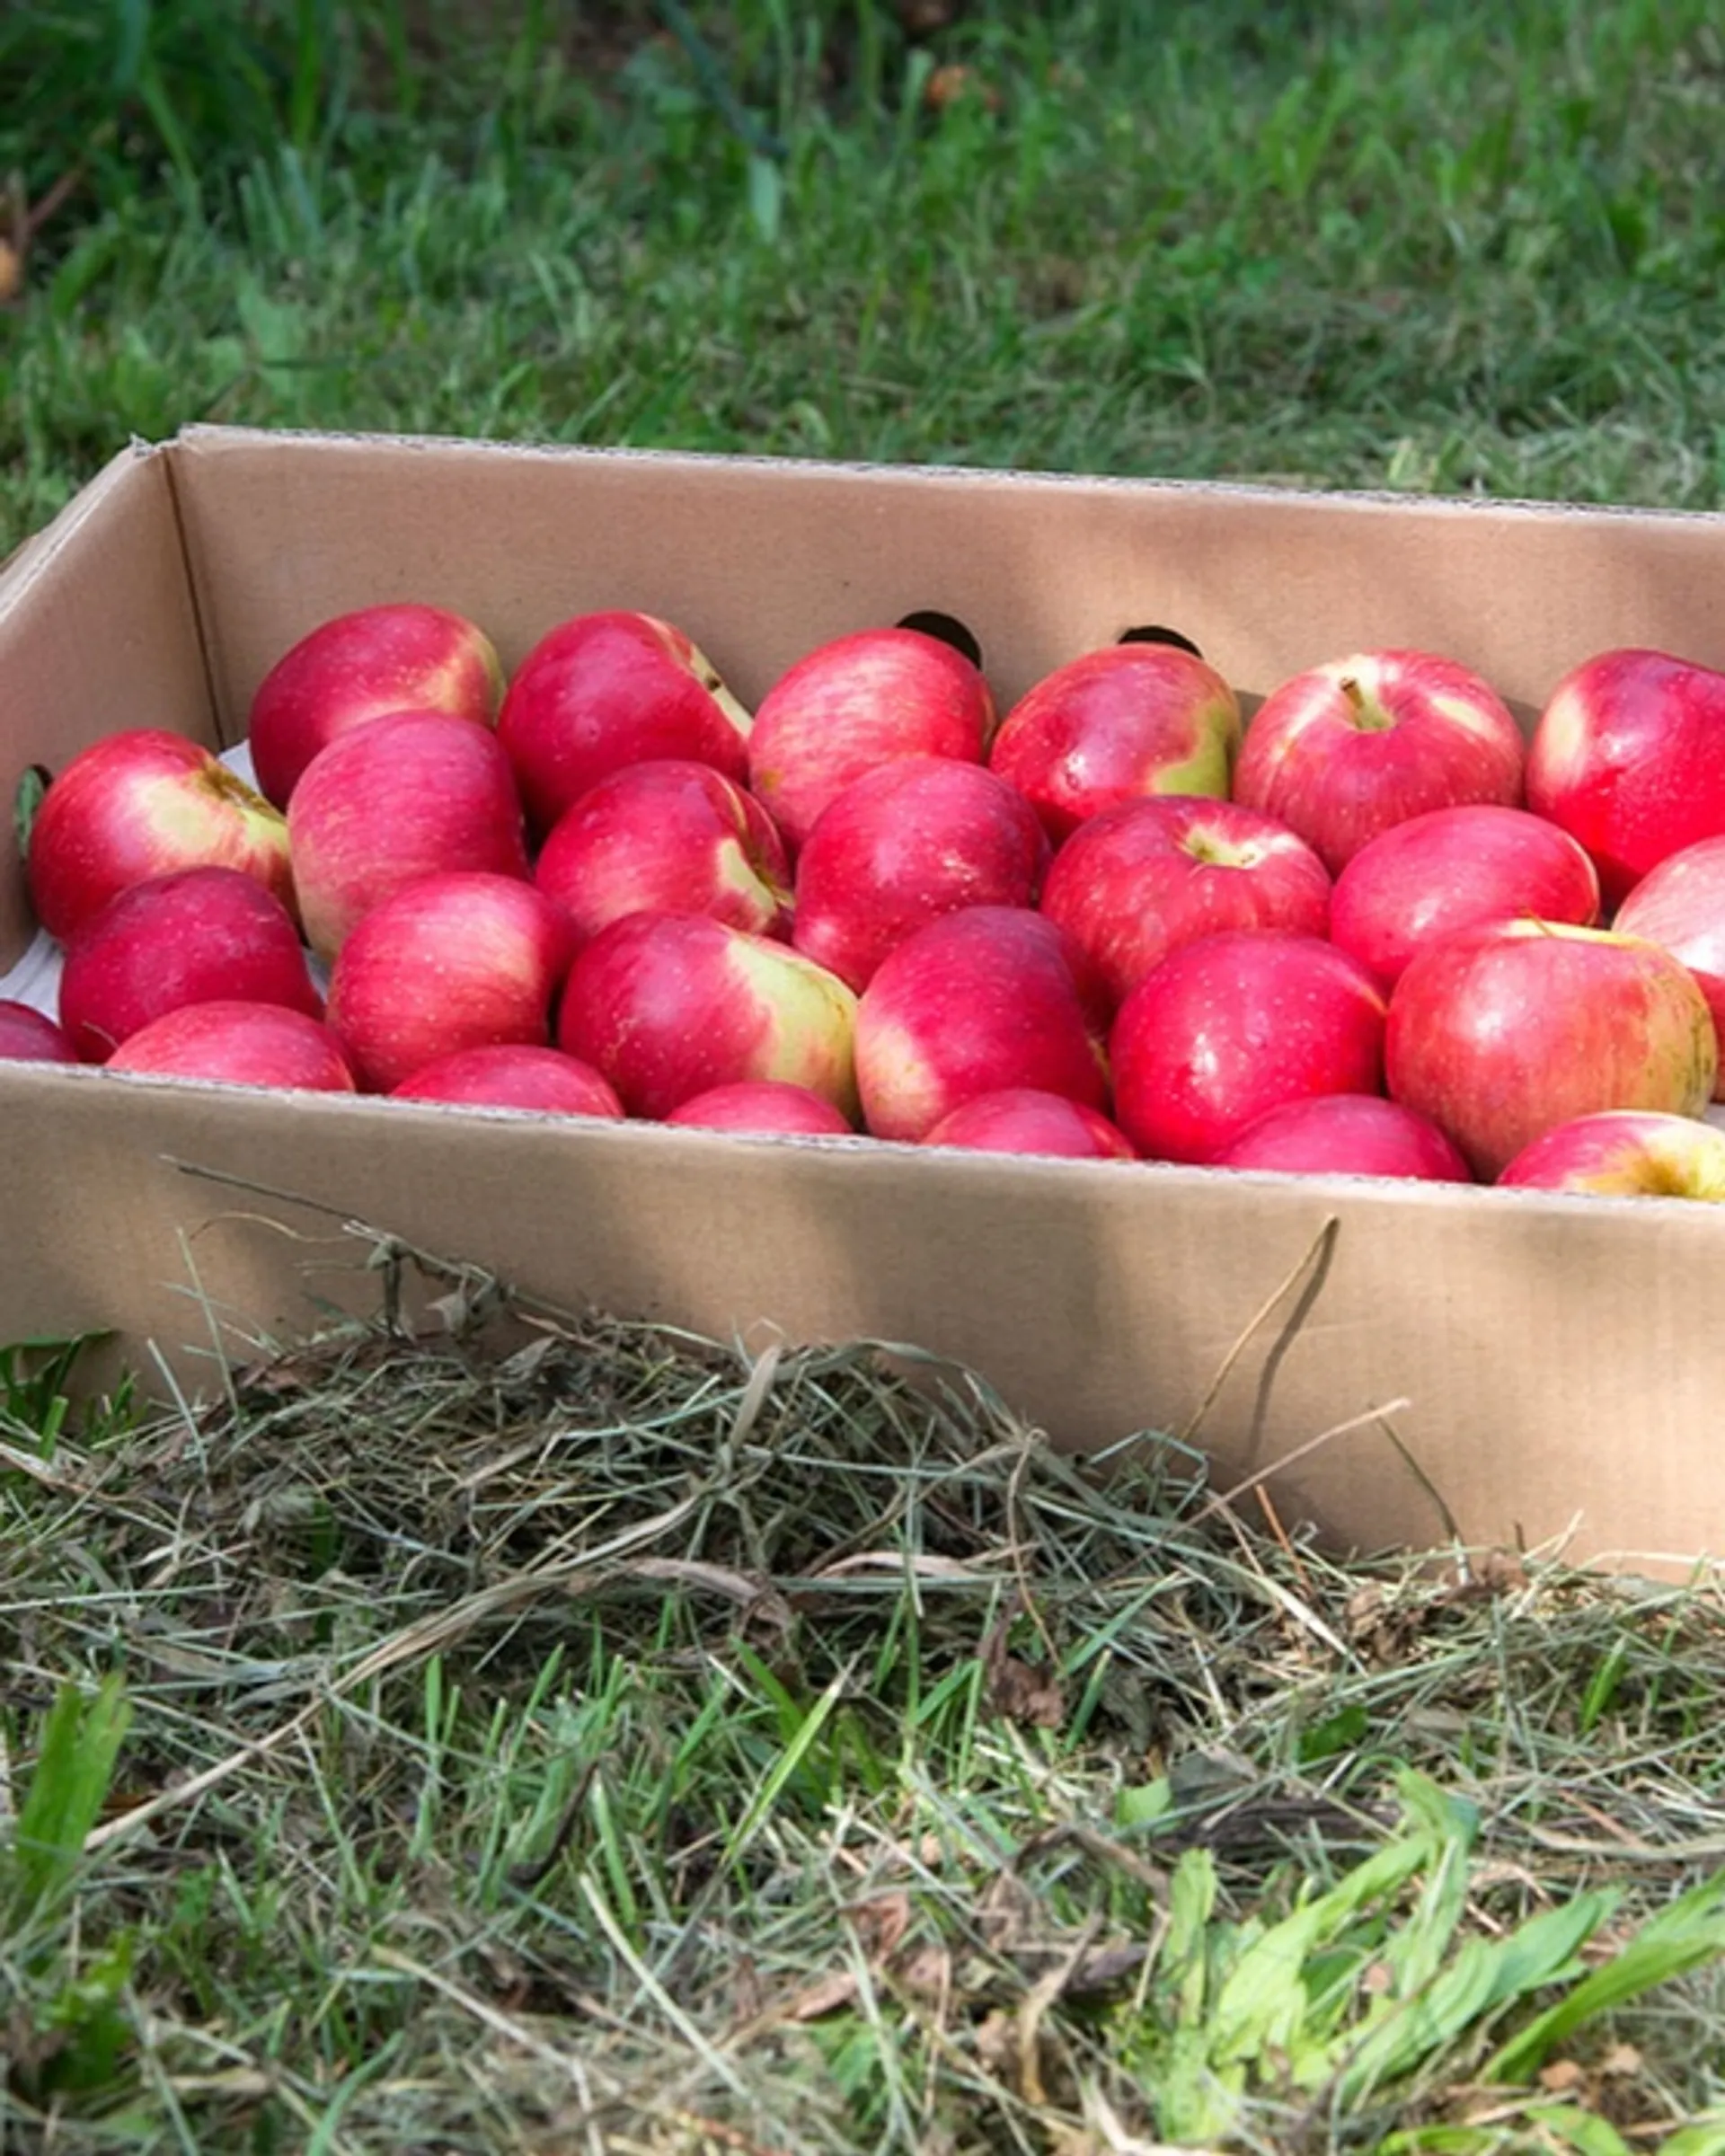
[1338,674,1394,734]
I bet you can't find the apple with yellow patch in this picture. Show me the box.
[1233,649,1525,875]
[1498,1109,1725,1199]
[247,602,504,808]
[1527,648,1725,906]
[558,911,858,1121]
[987,643,1241,844]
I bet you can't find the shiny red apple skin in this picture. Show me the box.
[1329,804,1601,992]
[390,1043,624,1118]
[26,729,296,942]
[1214,1092,1472,1182]
[987,643,1241,844]
[1527,648,1725,907]
[1385,920,1718,1180]
[1039,795,1331,1012]
[748,627,995,854]
[246,602,503,809]
[664,1080,855,1136]
[559,912,858,1122]
[288,710,531,962]
[58,867,321,1063]
[1611,836,1725,1097]
[535,759,792,948]
[1232,649,1526,876]
[0,1000,78,1065]
[792,755,1049,992]
[1498,1109,1725,1197]
[105,1001,355,1092]
[497,611,752,838]
[326,872,574,1094]
[1111,931,1388,1165]
[924,1088,1137,1161]
[854,906,1109,1144]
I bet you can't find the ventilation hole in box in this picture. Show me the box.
[896,610,984,671]
[1118,623,1205,659]
[13,765,51,862]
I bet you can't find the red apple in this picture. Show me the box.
[0,1000,78,1065]
[26,730,295,942]
[665,1080,855,1136]
[1498,1109,1725,1197]
[535,759,792,948]
[58,867,321,1063]
[497,611,752,837]
[924,1088,1137,1161]
[391,1043,624,1118]
[1232,649,1525,875]
[1214,1093,1472,1182]
[105,1002,355,1092]
[559,912,858,1121]
[1527,648,1725,906]
[1610,836,1725,1097]
[1385,920,1718,1180]
[792,756,1049,992]
[987,643,1242,844]
[246,602,503,808]
[1039,795,1331,1012]
[854,906,1108,1144]
[1111,932,1387,1164]
[326,872,573,1094]
[1329,803,1601,992]
[748,627,995,853]
[287,710,530,961]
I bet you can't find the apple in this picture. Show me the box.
[559,912,859,1121]
[1610,836,1725,1096]
[854,906,1108,1144]
[923,1088,1137,1162]
[1232,649,1526,875]
[326,872,574,1094]
[25,729,295,942]
[246,601,503,808]
[391,1043,624,1118]
[1039,795,1331,1012]
[0,1001,78,1065]
[1498,1109,1725,1197]
[535,758,792,949]
[664,1080,856,1136]
[1384,920,1718,1180]
[58,867,321,1063]
[987,643,1242,844]
[792,755,1049,992]
[287,709,531,961]
[1329,803,1601,992]
[1111,931,1387,1164]
[1527,648,1725,906]
[748,626,995,853]
[105,1002,355,1092]
[1214,1093,1472,1182]
[497,610,753,837]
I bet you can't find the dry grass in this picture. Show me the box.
[4,1236,1725,2152]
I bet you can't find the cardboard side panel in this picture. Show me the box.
[0,446,214,965]
[167,426,1725,733]
[0,1067,1715,1575]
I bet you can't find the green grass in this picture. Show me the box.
[10,7,1725,2146]
[4,1257,1725,2152]
[4,0,1725,556]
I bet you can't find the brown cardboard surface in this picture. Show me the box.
[0,443,216,964]
[5,424,1725,1573]
[0,1062,1715,1571]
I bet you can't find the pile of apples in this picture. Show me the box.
[8,596,1725,1202]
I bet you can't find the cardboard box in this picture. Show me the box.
[4,423,1724,1573]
